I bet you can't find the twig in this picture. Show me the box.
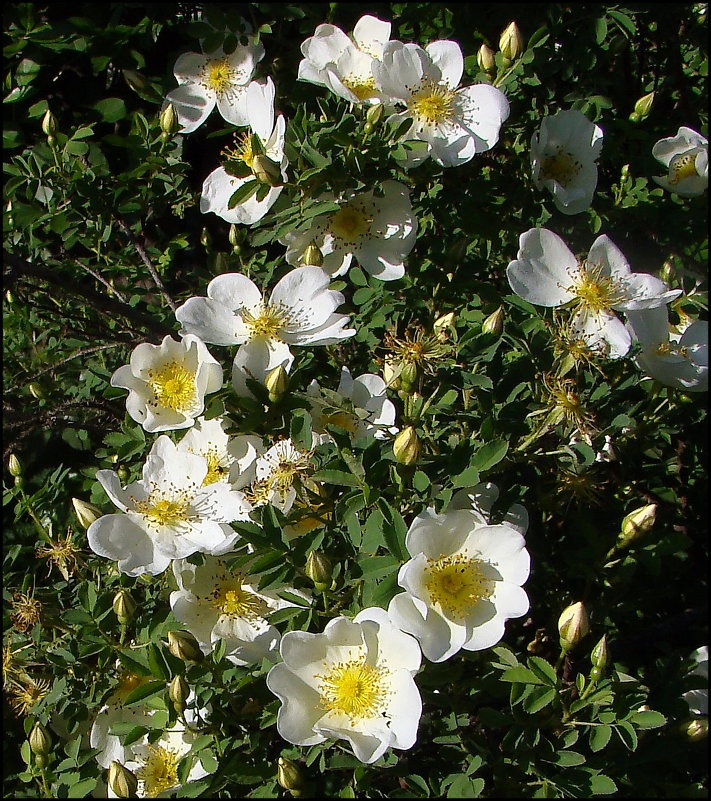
[114,216,178,313]
[4,251,173,339]
[71,257,128,303]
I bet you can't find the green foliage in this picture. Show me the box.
[3,2,707,799]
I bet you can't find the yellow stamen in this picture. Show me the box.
[205,58,234,96]
[317,658,389,722]
[668,152,699,185]
[341,75,377,101]
[424,554,493,621]
[147,361,196,413]
[409,82,456,124]
[566,260,627,314]
[133,488,194,530]
[222,130,256,171]
[137,744,180,798]
[210,578,268,620]
[242,303,292,341]
[203,446,228,486]
[329,205,372,242]
[539,150,582,187]
[10,592,42,633]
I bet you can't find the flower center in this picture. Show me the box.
[424,553,493,621]
[147,361,196,413]
[329,205,372,242]
[317,658,390,721]
[134,490,193,530]
[210,578,268,619]
[222,130,256,171]
[205,58,234,96]
[409,82,456,124]
[539,151,582,187]
[137,744,180,798]
[668,152,700,184]
[568,260,627,313]
[203,446,228,486]
[341,74,377,101]
[655,341,688,358]
[242,303,292,341]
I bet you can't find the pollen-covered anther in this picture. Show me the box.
[203,58,237,97]
[329,204,373,242]
[568,260,627,313]
[341,74,377,101]
[668,152,700,185]
[424,553,494,621]
[210,578,268,619]
[409,81,456,125]
[146,361,196,413]
[134,486,194,530]
[243,303,293,341]
[137,744,180,798]
[539,150,582,187]
[316,658,390,722]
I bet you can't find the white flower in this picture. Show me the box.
[531,109,603,215]
[201,78,288,225]
[626,306,708,392]
[164,39,264,133]
[298,14,393,104]
[177,416,264,488]
[683,646,708,716]
[170,553,310,666]
[280,181,417,281]
[652,127,708,196]
[506,228,682,358]
[308,367,397,443]
[372,40,510,167]
[266,607,422,764]
[249,439,313,515]
[87,435,252,576]
[387,506,530,662]
[110,334,223,433]
[175,265,355,396]
[448,481,529,537]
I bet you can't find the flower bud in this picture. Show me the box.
[265,364,289,404]
[679,717,708,742]
[590,634,609,671]
[383,357,399,388]
[159,102,179,138]
[108,761,139,798]
[499,22,524,63]
[630,91,655,122]
[398,361,419,394]
[112,589,136,625]
[277,756,305,795]
[433,311,455,340]
[252,154,283,187]
[658,260,675,286]
[477,43,496,73]
[301,241,323,267]
[28,382,47,399]
[41,109,57,137]
[228,224,244,250]
[8,453,22,478]
[618,503,656,549]
[305,550,332,590]
[168,674,190,713]
[200,227,212,251]
[558,601,589,652]
[167,630,204,663]
[482,306,504,336]
[366,103,384,128]
[393,426,420,466]
[72,497,103,530]
[122,69,149,93]
[29,722,52,756]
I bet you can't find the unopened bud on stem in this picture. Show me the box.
[8,453,22,478]
[41,109,57,137]
[159,102,179,138]
[590,634,609,671]
[265,365,289,403]
[113,589,136,625]
[629,91,655,122]
[393,426,420,466]
[558,601,589,652]
[168,674,190,713]
[277,756,306,795]
[72,497,103,530]
[301,241,323,267]
[482,306,504,336]
[477,43,496,73]
[499,22,524,63]
[618,504,657,549]
[305,550,332,590]
[252,154,283,187]
[167,630,204,663]
[108,761,139,798]
[29,722,52,757]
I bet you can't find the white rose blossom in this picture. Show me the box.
[176,415,264,488]
[307,366,398,443]
[174,265,355,397]
[298,14,393,104]
[652,126,708,196]
[372,39,510,167]
[201,77,288,225]
[249,438,313,515]
[280,181,417,281]
[506,228,682,358]
[110,334,223,433]
[170,553,310,666]
[387,502,530,663]
[530,109,603,215]
[266,607,422,764]
[87,435,252,576]
[626,305,708,392]
[683,645,708,716]
[164,38,264,134]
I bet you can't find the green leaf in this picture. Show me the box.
[550,750,585,767]
[527,656,558,687]
[92,97,126,122]
[228,180,260,209]
[588,774,618,795]
[451,465,480,488]
[629,709,666,729]
[589,724,613,752]
[616,721,639,751]
[311,468,363,488]
[147,642,170,681]
[446,774,484,798]
[523,687,557,714]
[500,666,547,685]
[123,679,166,707]
[471,439,508,473]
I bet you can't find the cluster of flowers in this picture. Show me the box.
[81,11,708,796]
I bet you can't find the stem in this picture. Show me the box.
[18,488,52,543]
[554,647,568,673]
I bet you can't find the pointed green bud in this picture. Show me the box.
[305,550,332,590]
[558,601,589,652]
[108,761,139,798]
[630,91,655,122]
[482,306,504,336]
[591,634,609,671]
[159,102,179,138]
[265,364,289,403]
[200,227,212,251]
[167,630,204,663]
[8,453,22,478]
[398,361,419,394]
[499,21,524,62]
[72,497,103,530]
[393,426,420,466]
[301,242,323,267]
[252,154,283,187]
[112,589,136,625]
[618,503,656,548]
[477,43,496,73]
[41,109,57,137]
[168,674,190,713]
[365,103,384,128]
[277,756,306,795]
[28,382,47,400]
[228,224,244,250]
[29,722,52,756]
